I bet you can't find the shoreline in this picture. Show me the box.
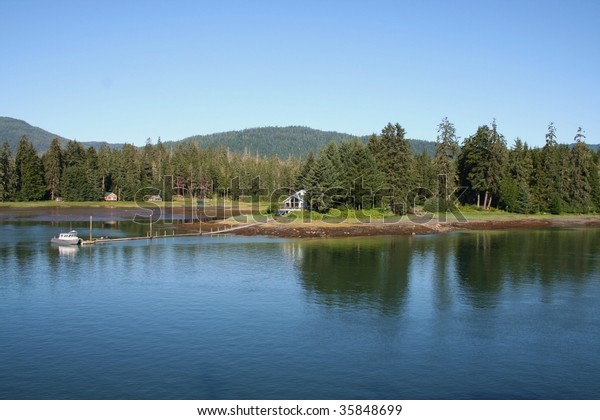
[1,205,599,238]
[185,215,600,238]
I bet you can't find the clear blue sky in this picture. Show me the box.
[2,0,599,147]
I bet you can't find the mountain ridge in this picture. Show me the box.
[3,116,597,158]
[0,117,436,157]
[0,116,123,153]
[169,126,437,157]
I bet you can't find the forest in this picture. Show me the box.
[1,119,599,215]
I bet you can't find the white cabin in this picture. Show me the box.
[280,190,307,214]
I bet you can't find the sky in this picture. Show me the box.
[1,0,599,147]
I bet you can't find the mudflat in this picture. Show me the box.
[226,216,600,238]
[2,205,599,238]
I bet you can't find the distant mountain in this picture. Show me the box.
[168,126,436,158]
[1,117,437,157]
[0,117,122,153]
[0,117,68,152]
[4,116,598,158]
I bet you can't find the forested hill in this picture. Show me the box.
[5,116,596,157]
[0,117,68,152]
[2,118,434,157]
[0,117,121,153]
[169,126,436,158]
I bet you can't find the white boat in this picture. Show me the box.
[50,230,81,245]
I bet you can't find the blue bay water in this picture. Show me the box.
[0,222,599,399]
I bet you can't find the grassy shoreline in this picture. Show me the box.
[1,200,598,220]
[2,201,599,238]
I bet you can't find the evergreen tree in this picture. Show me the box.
[413,152,437,211]
[590,151,600,212]
[487,120,509,208]
[63,140,86,167]
[506,138,534,213]
[15,136,46,201]
[295,150,315,191]
[568,127,592,213]
[376,123,415,214]
[537,122,561,213]
[61,166,90,201]
[557,144,572,210]
[112,144,142,201]
[304,143,341,212]
[458,122,508,210]
[0,141,17,201]
[43,137,64,200]
[84,147,101,200]
[154,137,167,185]
[338,140,384,210]
[367,133,383,161]
[58,142,101,201]
[434,117,459,208]
[97,144,113,196]
[458,126,490,208]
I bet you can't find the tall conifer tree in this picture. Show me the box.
[434,117,459,207]
[569,127,592,212]
[0,141,17,201]
[43,137,64,200]
[15,136,45,201]
[377,123,415,214]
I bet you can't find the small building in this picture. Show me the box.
[280,190,307,214]
[147,195,162,201]
[104,192,118,201]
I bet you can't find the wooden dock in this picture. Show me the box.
[80,222,258,246]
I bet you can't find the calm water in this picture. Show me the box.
[1,222,599,399]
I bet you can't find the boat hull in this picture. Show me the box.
[50,237,81,246]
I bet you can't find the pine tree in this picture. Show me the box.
[507,138,534,213]
[295,150,315,191]
[97,144,113,196]
[63,140,86,167]
[355,141,385,209]
[434,117,459,208]
[84,147,100,200]
[569,127,592,213]
[0,141,17,201]
[43,137,64,200]
[61,166,89,201]
[590,151,600,212]
[457,122,507,210]
[338,140,384,210]
[304,143,341,212]
[487,119,508,208]
[537,122,561,213]
[376,123,415,214]
[15,136,46,201]
[458,126,490,208]
[367,133,383,161]
[414,152,437,211]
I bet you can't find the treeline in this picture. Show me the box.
[296,119,600,214]
[1,119,599,215]
[0,136,301,202]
